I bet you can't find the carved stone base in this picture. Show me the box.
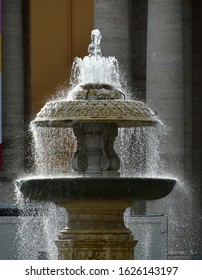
[55,202,137,260]
[56,233,136,260]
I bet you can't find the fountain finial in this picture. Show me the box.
[88,29,102,57]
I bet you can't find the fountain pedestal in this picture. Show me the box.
[56,200,137,260]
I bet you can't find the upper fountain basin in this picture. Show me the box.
[16,177,176,205]
[32,83,157,128]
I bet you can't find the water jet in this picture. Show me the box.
[16,29,176,260]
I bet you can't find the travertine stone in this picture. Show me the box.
[0,0,24,203]
[57,239,136,260]
[100,123,120,171]
[146,0,184,177]
[146,0,191,258]
[72,123,88,172]
[94,0,131,80]
[71,83,123,100]
[72,122,120,176]
[34,99,156,128]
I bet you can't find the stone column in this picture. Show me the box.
[146,0,184,178]
[130,0,148,101]
[94,0,132,83]
[146,0,193,259]
[0,0,24,203]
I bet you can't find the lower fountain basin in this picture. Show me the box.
[16,177,176,260]
[16,177,176,204]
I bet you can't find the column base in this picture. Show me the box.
[56,229,137,260]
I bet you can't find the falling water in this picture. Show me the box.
[70,29,122,90]
[15,186,67,259]
[30,124,76,175]
[146,122,168,177]
[115,127,147,177]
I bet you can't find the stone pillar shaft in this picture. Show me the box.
[146,0,193,258]
[94,0,131,81]
[146,0,184,178]
[1,0,24,203]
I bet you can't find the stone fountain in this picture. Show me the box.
[16,30,176,260]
